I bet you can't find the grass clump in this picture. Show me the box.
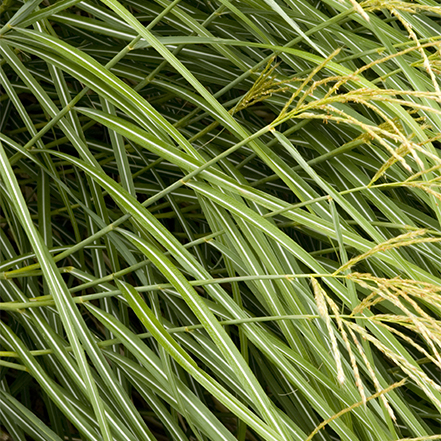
[1,0,441,440]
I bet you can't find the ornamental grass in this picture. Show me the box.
[1,0,441,440]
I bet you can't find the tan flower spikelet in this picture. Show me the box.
[311,278,345,385]
[348,272,441,376]
[326,294,366,404]
[348,322,441,410]
[394,435,441,441]
[337,0,370,21]
[395,292,441,360]
[351,287,385,315]
[389,4,440,94]
[234,57,299,115]
[269,22,441,188]
[334,229,441,274]
[378,321,441,371]
[346,326,397,421]
[305,379,405,441]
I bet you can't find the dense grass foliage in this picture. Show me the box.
[1,0,441,440]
